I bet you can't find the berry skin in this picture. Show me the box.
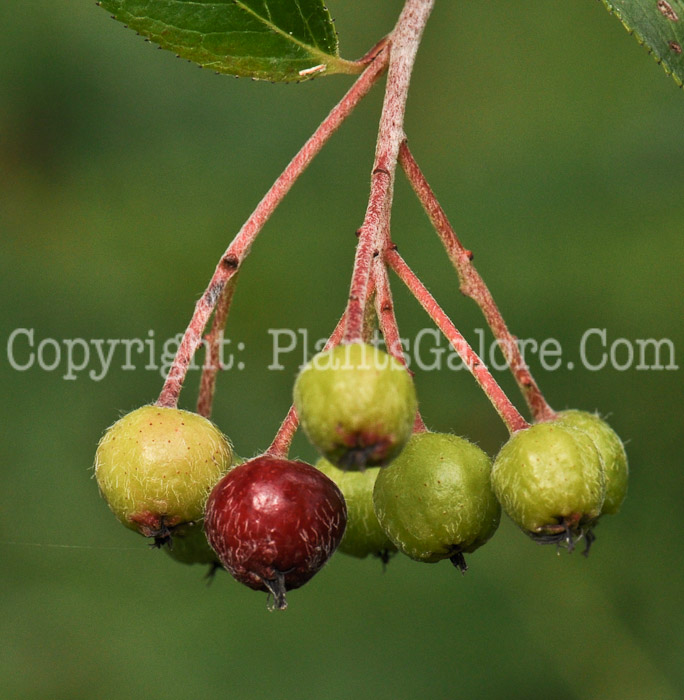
[165,456,245,575]
[164,520,222,575]
[372,432,500,572]
[555,410,628,515]
[491,422,605,550]
[316,458,397,563]
[293,342,418,468]
[94,405,233,543]
[204,456,347,610]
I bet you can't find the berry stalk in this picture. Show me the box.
[344,0,435,342]
[372,255,427,433]
[265,404,300,461]
[398,141,557,423]
[385,248,529,434]
[372,255,405,368]
[196,274,239,419]
[156,44,391,409]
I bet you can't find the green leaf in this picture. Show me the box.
[601,0,684,87]
[98,0,361,82]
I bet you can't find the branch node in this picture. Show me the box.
[221,255,239,269]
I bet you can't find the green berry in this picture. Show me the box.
[555,410,628,515]
[491,422,605,550]
[94,405,233,543]
[372,432,500,571]
[316,458,397,563]
[165,520,222,574]
[293,342,417,468]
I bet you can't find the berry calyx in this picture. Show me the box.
[491,422,605,552]
[372,432,500,572]
[316,458,397,564]
[204,456,347,610]
[293,342,418,468]
[94,405,233,544]
[555,410,628,515]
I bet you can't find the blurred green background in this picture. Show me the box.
[2,1,683,698]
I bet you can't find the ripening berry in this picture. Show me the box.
[491,422,605,551]
[372,432,500,572]
[164,520,222,574]
[293,342,417,468]
[94,405,233,543]
[555,410,628,515]
[205,456,347,610]
[316,458,397,563]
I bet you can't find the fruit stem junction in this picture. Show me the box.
[386,247,529,434]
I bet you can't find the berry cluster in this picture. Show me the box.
[94,341,627,610]
[93,0,628,611]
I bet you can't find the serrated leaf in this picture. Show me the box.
[601,0,684,86]
[98,0,361,82]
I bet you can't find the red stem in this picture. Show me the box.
[358,36,391,66]
[361,273,379,343]
[265,404,300,460]
[344,0,435,342]
[398,141,556,423]
[373,256,427,433]
[155,45,390,409]
[372,256,404,367]
[195,274,238,419]
[386,248,529,434]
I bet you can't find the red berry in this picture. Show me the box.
[204,456,347,610]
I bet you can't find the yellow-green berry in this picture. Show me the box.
[94,405,233,543]
[294,342,417,468]
[555,410,628,515]
[491,422,605,551]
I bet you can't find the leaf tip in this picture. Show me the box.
[600,0,684,88]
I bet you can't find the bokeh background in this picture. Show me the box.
[2,1,683,698]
